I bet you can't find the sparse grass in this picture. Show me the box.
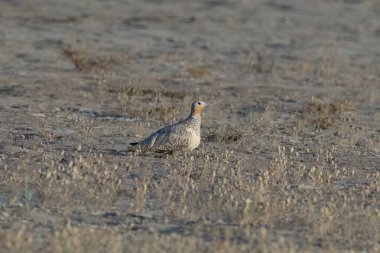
[1,1,380,252]
[0,225,36,253]
[51,222,123,253]
[0,223,123,253]
[115,84,186,122]
[36,151,122,209]
[2,143,378,252]
[2,85,376,252]
[21,176,32,209]
[124,100,180,122]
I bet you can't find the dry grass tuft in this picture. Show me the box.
[35,151,122,209]
[61,46,120,72]
[124,86,186,100]
[123,100,179,122]
[0,139,378,252]
[187,66,213,79]
[0,225,36,253]
[115,84,187,121]
[301,97,355,130]
[205,128,244,143]
[51,222,123,253]
[307,97,354,115]
[244,50,274,75]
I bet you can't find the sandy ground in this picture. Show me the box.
[0,0,379,252]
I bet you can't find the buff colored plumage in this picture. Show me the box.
[130,101,207,153]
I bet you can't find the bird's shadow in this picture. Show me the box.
[103,149,129,156]
[103,149,175,158]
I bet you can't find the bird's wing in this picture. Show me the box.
[132,130,159,150]
[153,124,189,151]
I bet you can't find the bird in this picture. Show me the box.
[130,101,208,153]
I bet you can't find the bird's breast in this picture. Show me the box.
[186,128,200,151]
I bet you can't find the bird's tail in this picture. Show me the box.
[127,142,141,152]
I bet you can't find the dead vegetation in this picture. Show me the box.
[300,97,355,130]
[307,97,354,115]
[0,142,378,252]
[1,71,376,252]
[1,0,379,252]
[205,128,244,143]
[186,66,213,79]
[122,85,186,100]
[120,98,180,122]
[61,45,121,72]
[37,151,122,208]
[114,84,187,122]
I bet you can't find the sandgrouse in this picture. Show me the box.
[130,101,207,153]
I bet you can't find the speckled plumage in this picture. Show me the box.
[130,101,207,153]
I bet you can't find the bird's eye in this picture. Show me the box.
[197,102,201,105]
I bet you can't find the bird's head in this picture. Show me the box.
[190,101,207,117]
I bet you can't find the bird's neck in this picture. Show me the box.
[192,106,202,116]
[188,113,201,121]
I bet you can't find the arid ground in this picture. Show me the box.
[0,0,379,252]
